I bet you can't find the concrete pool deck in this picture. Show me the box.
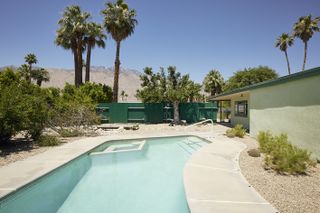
[0,125,277,212]
[183,133,277,213]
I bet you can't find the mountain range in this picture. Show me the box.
[0,66,142,102]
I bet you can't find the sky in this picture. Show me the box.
[0,0,319,82]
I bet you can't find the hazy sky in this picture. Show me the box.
[0,0,319,82]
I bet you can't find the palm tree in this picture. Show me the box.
[56,5,90,87]
[18,64,32,83]
[293,15,320,71]
[203,70,224,96]
[102,0,137,102]
[120,90,128,101]
[24,53,38,71]
[31,68,50,86]
[24,53,37,83]
[84,22,106,82]
[275,33,294,75]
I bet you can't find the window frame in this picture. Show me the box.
[234,101,248,117]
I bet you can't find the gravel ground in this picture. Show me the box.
[237,136,320,213]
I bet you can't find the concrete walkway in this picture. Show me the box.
[183,133,278,213]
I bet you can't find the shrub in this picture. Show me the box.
[226,124,246,138]
[58,129,83,137]
[0,69,49,142]
[226,129,236,138]
[37,135,61,146]
[257,131,316,174]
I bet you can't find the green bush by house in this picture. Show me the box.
[257,131,316,174]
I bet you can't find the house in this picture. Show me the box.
[212,67,320,158]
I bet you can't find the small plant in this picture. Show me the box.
[58,129,83,137]
[37,135,61,146]
[132,124,140,130]
[226,124,246,138]
[226,129,236,138]
[257,131,316,174]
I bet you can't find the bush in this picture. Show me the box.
[226,129,236,138]
[257,131,316,174]
[226,124,246,138]
[0,69,49,142]
[58,129,83,137]
[37,135,61,146]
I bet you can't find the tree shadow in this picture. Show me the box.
[0,139,38,158]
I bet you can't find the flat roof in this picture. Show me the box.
[211,67,320,100]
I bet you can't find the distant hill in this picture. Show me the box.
[0,66,142,102]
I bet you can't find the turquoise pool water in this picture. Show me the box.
[0,136,209,213]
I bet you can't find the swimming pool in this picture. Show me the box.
[0,136,210,213]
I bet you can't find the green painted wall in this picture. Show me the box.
[250,75,320,158]
[96,103,217,124]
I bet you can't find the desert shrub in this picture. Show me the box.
[48,98,100,131]
[226,124,246,138]
[37,135,61,146]
[226,129,236,138]
[79,82,112,103]
[0,69,49,142]
[0,84,27,142]
[257,131,316,174]
[58,129,83,137]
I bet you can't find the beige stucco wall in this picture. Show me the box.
[250,75,320,158]
[230,93,250,130]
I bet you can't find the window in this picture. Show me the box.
[234,101,248,117]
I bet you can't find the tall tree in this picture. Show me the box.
[55,5,90,87]
[185,80,201,102]
[224,66,278,92]
[203,70,224,96]
[24,53,38,72]
[84,22,106,82]
[275,33,294,75]
[31,68,50,86]
[102,0,137,102]
[120,90,128,101]
[137,66,199,124]
[18,64,32,83]
[293,15,319,71]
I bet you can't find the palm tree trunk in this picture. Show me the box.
[85,44,92,82]
[284,50,291,75]
[37,79,42,87]
[113,41,121,102]
[27,63,32,83]
[302,41,308,71]
[173,101,180,124]
[73,50,79,87]
[77,39,83,86]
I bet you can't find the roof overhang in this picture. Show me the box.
[212,90,250,101]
